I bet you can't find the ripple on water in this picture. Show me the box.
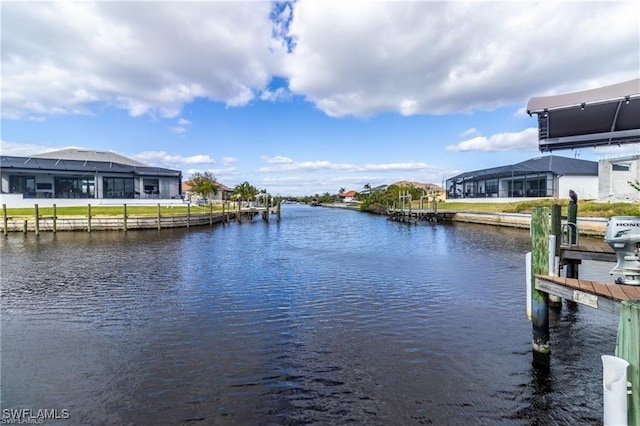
[0,207,617,424]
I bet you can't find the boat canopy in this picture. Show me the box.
[527,79,640,152]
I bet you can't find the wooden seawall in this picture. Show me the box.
[2,212,234,233]
[2,201,283,234]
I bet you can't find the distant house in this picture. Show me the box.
[182,180,233,204]
[391,181,446,201]
[339,190,358,203]
[446,155,599,200]
[0,149,183,207]
[598,154,640,202]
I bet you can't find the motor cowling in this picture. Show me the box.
[604,216,640,285]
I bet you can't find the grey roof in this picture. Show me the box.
[448,155,598,183]
[527,78,639,113]
[527,79,640,152]
[0,155,181,177]
[33,148,148,166]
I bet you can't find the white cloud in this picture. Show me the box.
[445,128,539,152]
[0,140,63,156]
[259,160,354,173]
[258,157,442,174]
[2,2,285,119]
[595,143,640,157]
[261,155,295,164]
[132,151,214,167]
[260,87,292,102]
[283,1,639,117]
[460,128,480,138]
[3,2,637,121]
[169,126,187,135]
[169,117,192,134]
[222,156,238,166]
[186,167,240,180]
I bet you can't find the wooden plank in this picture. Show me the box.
[592,280,614,299]
[577,279,595,292]
[561,244,616,262]
[608,284,631,301]
[619,284,640,301]
[561,250,616,262]
[536,274,640,302]
[535,277,621,315]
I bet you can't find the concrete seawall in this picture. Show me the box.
[321,203,609,236]
[450,211,608,236]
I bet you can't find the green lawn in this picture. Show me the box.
[438,200,640,217]
[4,200,638,219]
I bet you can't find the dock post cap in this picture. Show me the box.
[602,355,630,426]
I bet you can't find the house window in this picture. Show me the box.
[525,178,547,197]
[103,177,135,198]
[612,163,630,172]
[9,175,36,197]
[485,179,498,195]
[142,178,159,198]
[54,177,95,198]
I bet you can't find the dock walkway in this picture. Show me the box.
[536,242,638,315]
[387,208,456,223]
[536,274,640,315]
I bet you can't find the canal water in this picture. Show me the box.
[1,205,618,425]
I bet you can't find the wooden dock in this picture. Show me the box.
[530,206,639,424]
[561,243,616,262]
[387,208,456,223]
[536,274,640,315]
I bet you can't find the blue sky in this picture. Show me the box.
[2,1,639,196]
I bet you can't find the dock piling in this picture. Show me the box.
[531,206,551,367]
[549,205,562,307]
[616,301,640,425]
[34,204,40,235]
[2,204,7,236]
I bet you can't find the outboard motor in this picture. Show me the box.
[604,216,640,285]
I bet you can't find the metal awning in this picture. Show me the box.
[527,79,640,152]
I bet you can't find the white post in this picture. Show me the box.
[526,251,532,320]
[602,355,630,426]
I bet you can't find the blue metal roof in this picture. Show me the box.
[448,155,598,183]
[0,155,182,177]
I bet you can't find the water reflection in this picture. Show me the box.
[1,205,617,424]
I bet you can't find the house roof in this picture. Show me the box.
[392,181,445,192]
[0,155,181,177]
[527,79,640,152]
[448,155,598,183]
[182,179,232,192]
[33,148,148,166]
[339,190,357,198]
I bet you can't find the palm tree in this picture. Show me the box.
[233,181,259,201]
[363,183,371,191]
[339,187,345,194]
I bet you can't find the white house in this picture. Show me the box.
[0,149,183,207]
[598,154,640,202]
